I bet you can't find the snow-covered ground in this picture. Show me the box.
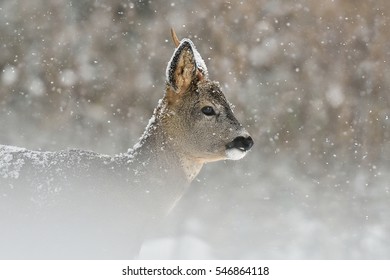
[141,156,390,259]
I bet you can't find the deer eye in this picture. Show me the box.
[201,106,216,116]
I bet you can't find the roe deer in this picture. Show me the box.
[0,29,253,259]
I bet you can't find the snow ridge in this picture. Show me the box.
[0,145,27,179]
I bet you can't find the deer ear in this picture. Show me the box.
[166,41,196,94]
[166,39,208,94]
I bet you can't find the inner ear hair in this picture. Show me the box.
[171,44,197,94]
[196,69,204,81]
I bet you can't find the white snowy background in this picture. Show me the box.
[1,0,389,259]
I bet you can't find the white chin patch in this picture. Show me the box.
[225,148,247,160]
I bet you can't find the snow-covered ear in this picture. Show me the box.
[166,41,197,94]
[166,30,208,94]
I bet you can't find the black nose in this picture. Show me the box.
[226,136,254,152]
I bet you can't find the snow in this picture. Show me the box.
[140,235,212,259]
[326,84,345,108]
[0,145,26,179]
[1,65,18,85]
[28,77,45,96]
[60,69,78,87]
[0,145,56,180]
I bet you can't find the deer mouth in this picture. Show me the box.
[225,136,254,160]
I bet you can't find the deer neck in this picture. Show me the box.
[177,156,203,182]
[126,98,203,184]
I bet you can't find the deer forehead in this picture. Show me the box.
[196,81,230,106]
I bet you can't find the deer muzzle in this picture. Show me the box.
[225,135,254,160]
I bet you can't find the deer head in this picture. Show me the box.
[158,29,253,180]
